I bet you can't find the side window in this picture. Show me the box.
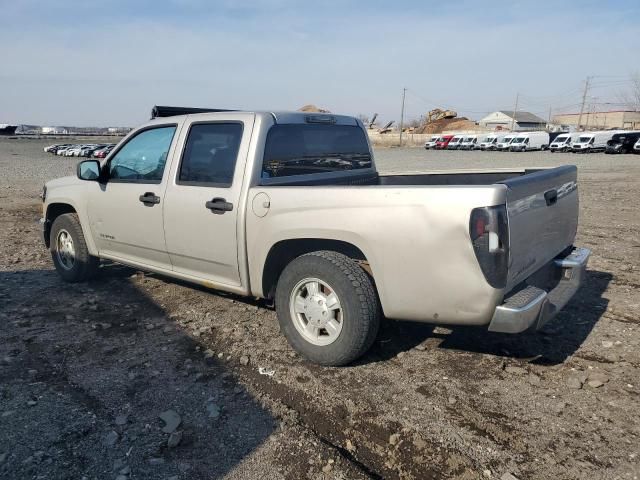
[109,126,176,183]
[178,123,243,187]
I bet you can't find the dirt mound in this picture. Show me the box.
[414,117,477,134]
[298,104,331,113]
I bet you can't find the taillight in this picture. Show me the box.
[469,205,509,288]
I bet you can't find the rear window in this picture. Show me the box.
[262,124,372,178]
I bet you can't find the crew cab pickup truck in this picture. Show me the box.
[41,106,590,366]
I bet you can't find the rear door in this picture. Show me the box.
[501,166,579,290]
[162,113,255,287]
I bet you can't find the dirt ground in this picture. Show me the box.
[1,137,639,480]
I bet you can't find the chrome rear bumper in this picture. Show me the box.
[488,247,591,333]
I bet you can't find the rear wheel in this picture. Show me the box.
[50,213,99,282]
[275,251,381,366]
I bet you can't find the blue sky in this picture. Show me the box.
[1,0,639,126]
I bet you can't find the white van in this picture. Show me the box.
[446,134,465,149]
[496,133,517,151]
[479,134,503,150]
[509,131,550,152]
[424,135,439,150]
[571,131,618,153]
[634,137,640,153]
[549,133,577,152]
[459,135,478,150]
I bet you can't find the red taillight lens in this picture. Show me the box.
[469,206,509,288]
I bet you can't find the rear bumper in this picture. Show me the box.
[488,247,590,333]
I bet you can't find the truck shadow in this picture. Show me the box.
[0,266,278,480]
[360,269,612,365]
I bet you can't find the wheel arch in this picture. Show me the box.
[44,203,77,248]
[261,238,372,300]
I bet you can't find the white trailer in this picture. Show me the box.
[509,131,550,152]
[549,133,578,152]
[496,133,517,151]
[571,131,619,153]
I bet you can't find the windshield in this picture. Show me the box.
[554,135,568,143]
[512,137,526,143]
[262,124,372,178]
[577,136,592,143]
[503,137,514,143]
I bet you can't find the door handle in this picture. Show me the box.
[205,197,234,214]
[139,192,160,205]
[544,189,558,206]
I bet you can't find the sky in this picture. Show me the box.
[1,0,639,127]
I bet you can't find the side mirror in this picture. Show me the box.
[77,160,100,181]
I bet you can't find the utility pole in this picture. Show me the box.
[399,87,406,147]
[510,92,519,131]
[576,76,591,131]
[548,106,552,124]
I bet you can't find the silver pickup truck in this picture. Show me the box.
[41,106,590,366]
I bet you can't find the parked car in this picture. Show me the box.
[496,133,517,151]
[446,134,465,149]
[572,131,619,153]
[41,107,589,366]
[423,135,439,150]
[549,133,577,152]
[479,134,503,150]
[459,135,478,150]
[635,137,640,153]
[434,134,454,149]
[605,132,640,154]
[92,145,115,158]
[56,146,73,156]
[509,132,550,152]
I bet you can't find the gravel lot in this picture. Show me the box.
[1,137,639,480]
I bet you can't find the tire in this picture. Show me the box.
[275,251,381,366]
[50,213,99,282]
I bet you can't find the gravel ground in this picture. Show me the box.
[1,137,639,480]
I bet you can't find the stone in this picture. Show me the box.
[528,373,541,386]
[587,372,609,388]
[501,473,519,480]
[104,431,119,447]
[322,463,333,473]
[239,355,250,366]
[566,372,587,389]
[27,400,37,407]
[119,466,131,475]
[601,340,614,348]
[389,433,400,445]
[206,402,221,419]
[345,439,356,452]
[149,457,165,465]
[483,469,492,477]
[504,366,527,375]
[159,410,182,433]
[167,431,183,449]
[115,415,128,426]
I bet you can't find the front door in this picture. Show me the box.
[87,124,180,269]
[163,114,254,287]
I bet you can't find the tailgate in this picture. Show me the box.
[501,166,579,290]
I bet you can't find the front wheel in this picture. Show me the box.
[275,251,381,366]
[50,213,99,282]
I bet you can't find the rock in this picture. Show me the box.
[447,396,457,405]
[586,373,609,388]
[167,431,183,449]
[322,463,333,473]
[389,433,400,445]
[104,431,119,447]
[159,410,182,433]
[115,415,128,426]
[501,473,519,480]
[601,340,614,348]
[552,401,567,414]
[113,458,125,470]
[145,324,155,330]
[504,366,527,375]
[149,457,165,465]
[206,402,221,419]
[345,439,356,452]
[528,373,541,386]
[115,476,128,480]
[0,453,6,464]
[27,400,37,407]
[483,469,492,477]
[239,355,250,366]
[566,372,587,389]
[414,344,427,351]
[119,466,131,475]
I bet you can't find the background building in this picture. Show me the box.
[552,110,640,130]
[479,111,547,131]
